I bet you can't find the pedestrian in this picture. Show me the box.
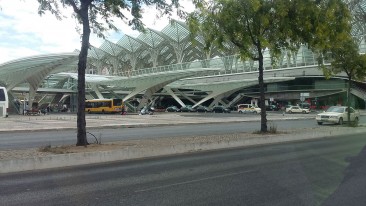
[121,106,127,115]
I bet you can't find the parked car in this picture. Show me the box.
[299,102,311,109]
[180,105,196,112]
[286,105,310,114]
[237,104,261,114]
[154,106,166,112]
[212,106,231,113]
[196,106,211,113]
[266,105,278,111]
[165,106,180,112]
[316,106,360,125]
[140,106,154,115]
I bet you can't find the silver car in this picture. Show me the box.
[316,106,360,125]
[286,106,310,114]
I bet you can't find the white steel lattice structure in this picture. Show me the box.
[0,0,365,110]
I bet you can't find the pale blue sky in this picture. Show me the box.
[0,0,193,64]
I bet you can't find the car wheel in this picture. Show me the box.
[254,111,257,114]
[239,110,242,114]
[338,117,343,125]
[302,110,306,114]
[317,122,323,125]
[288,110,292,114]
[88,110,91,114]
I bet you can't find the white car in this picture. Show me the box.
[237,104,261,114]
[316,106,360,125]
[286,106,310,114]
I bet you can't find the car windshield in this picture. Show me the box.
[326,106,345,113]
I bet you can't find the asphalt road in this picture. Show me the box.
[1,117,365,150]
[0,118,336,150]
[1,133,366,206]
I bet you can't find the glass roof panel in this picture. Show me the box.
[161,20,190,42]
[116,35,144,53]
[137,29,166,48]
[88,46,109,59]
[99,40,124,56]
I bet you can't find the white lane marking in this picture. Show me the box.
[134,169,256,193]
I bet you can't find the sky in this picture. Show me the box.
[0,0,195,64]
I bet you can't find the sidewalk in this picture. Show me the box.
[0,112,365,174]
[0,112,317,132]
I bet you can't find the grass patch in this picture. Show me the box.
[38,145,74,154]
[38,145,52,153]
[37,143,126,154]
[348,120,359,127]
[253,122,278,134]
[269,122,277,133]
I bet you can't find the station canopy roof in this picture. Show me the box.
[0,0,365,89]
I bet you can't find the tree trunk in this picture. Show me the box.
[257,43,267,133]
[76,2,91,146]
[347,76,351,126]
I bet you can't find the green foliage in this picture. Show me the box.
[37,0,183,38]
[306,0,352,53]
[189,0,351,61]
[36,0,182,145]
[320,36,366,83]
[331,39,361,77]
[357,54,366,80]
[189,0,351,132]
[319,35,366,128]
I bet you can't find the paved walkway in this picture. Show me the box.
[0,112,318,132]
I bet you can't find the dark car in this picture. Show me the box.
[180,105,196,112]
[166,106,180,112]
[196,106,211,113]
[212,106,231,113]
[299,102,311,109]
[266,105,278,111]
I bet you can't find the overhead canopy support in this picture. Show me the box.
[164,86,185,107]
[90,84,104,99]
[169,77,295,108]
[173,88,198,105]
[99,67,222,103]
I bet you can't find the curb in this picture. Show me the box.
[1,126,365,174]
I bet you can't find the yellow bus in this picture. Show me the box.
[85,99,123,114]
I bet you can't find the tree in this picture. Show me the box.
[37,0,181,146]
[189,0,351,132]
[320,37,366,125]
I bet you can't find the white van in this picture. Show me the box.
[0,87,9,117]
[237,104,261,114]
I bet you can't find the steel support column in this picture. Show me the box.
[164,86,185,107]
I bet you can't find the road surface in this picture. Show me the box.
[1,118,358,150]
[1,133,366,206]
